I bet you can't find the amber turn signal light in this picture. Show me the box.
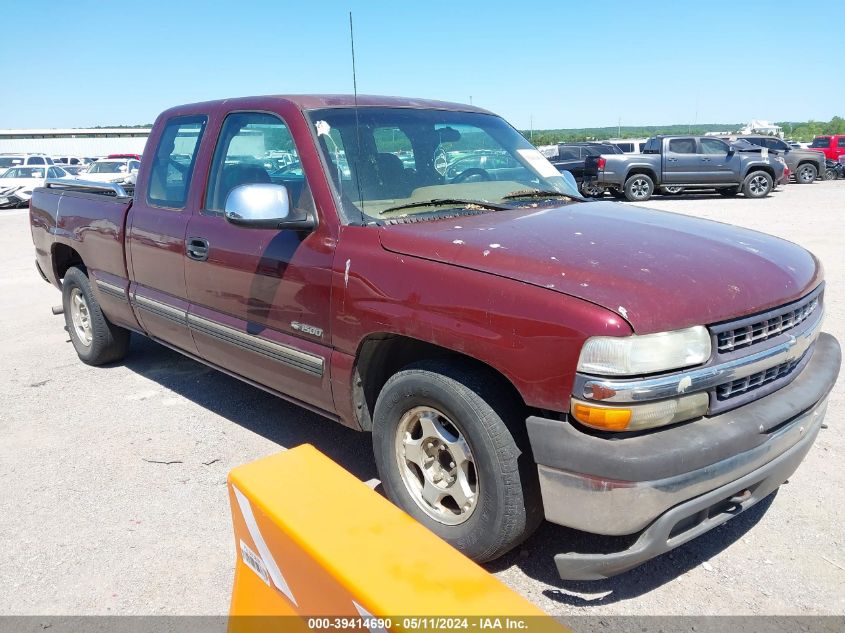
[571,402,632,431]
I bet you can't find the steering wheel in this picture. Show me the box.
[451,167,492,183]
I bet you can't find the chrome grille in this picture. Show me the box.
[716,296,819,353]
[716,354,804,400]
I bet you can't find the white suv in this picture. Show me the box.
[0,153,54,172]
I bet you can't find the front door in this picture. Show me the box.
[184,111,336,412]
[127,115,207,353]
[697,137,738,184]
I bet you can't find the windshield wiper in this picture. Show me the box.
[501,189,582,201]
[379,198,512,215]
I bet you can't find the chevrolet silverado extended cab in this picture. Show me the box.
[585,135,787,201]
[30,95,840,580]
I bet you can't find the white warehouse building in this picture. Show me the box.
[0,128,151,157]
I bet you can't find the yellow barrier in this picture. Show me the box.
[227,444,561,632]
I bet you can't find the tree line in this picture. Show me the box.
[521,116,844,145]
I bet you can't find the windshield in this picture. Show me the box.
[809,137,831,149]
[87,161,127,174]
[308,107,578,222]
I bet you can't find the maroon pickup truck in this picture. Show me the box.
[30,95,840,580]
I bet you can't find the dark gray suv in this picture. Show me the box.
[732,136,825,184]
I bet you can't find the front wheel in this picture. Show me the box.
[62,266,130,365]
[623,173,654,201]
[795,163,817,184]
[824,168,838,181]
[718,186,740,197]
[742,171,773,198]
[372,360,542,562]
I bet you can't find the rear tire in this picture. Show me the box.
[661,186,684,195]
[718,186,740,197]
[62,267,130,365]
[824,168,837,181]
[372,359,542,563]
[623,174,654,201]
[742,171,773,198]
[795,163,817,184]
[579,181,604,198]
[609,187,626,200]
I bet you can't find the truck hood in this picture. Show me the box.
[377,201,822,333]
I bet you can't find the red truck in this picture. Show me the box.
[30,95,840,580]
[809,135,845,162]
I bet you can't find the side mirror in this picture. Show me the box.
[224,183,315,230]
[727,146,736,156]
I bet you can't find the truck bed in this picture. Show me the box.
[30,180,133,290]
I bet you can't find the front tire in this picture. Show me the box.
[372,360,542,562]
[62,267,130,365]
[718,186,740,197]
[742,171,773,198]
[623,174,654,201]
[795,163,817,184]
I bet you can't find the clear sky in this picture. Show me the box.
[2,0,841,130]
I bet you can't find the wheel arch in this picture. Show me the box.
[352,333,526,432]
[52,242,85,281]
[624,166,658,184]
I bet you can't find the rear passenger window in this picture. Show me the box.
[838,138,845,148]
[29,156,46,165]
[205,112,312,218]
[668,138,696,154]
[147,115,207,209]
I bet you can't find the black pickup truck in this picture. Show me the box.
[584,135,788,201]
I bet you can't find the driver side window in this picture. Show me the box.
[204,112,313,218]
[700,138,729,154]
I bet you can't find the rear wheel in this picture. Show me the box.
[579,181,604,198]
[742,171,773,198]
[661,186,684,195]
[609,187,626,200]
[62,267,130,365]
[372,360,542,562]
[795,163,817,184]
[623,174,654,201]
[824,168,837,181]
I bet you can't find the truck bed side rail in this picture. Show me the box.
[44,177,130,198]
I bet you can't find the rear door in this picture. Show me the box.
[184,111,336,412]
[126,115,207,353]
[662,138,698,183]
[835,137,845,161]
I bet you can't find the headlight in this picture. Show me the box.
[577,326,711,376]
[571,393,709,431]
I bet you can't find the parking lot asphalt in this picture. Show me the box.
[1,181,843,617]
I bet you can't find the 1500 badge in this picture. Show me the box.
[291,321,323,337]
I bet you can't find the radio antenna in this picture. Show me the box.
[349,11,365,221]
